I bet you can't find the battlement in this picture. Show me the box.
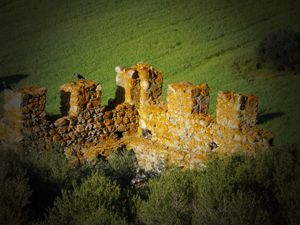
[0,63,273,170]
[114,63,163,107]
[60,80,102,117]
[167,82,210,119]
[216,91,258,129]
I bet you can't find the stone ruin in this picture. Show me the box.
[0,63,273,171]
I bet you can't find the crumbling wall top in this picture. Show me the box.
[60,80,102,117]
[113,63,163,107]
[16,87,47,96]
[216,91,258,129]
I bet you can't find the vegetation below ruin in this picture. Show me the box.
[1,144,300,225]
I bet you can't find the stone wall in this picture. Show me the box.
[0,63,273,170]
[0,80,138,160]
[1,87,49,149]
[114,63,272,171]
[138,83,271,154]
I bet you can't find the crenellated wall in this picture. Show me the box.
[0,63,273,170]
[0,80,138,164]
[113,63,272,171]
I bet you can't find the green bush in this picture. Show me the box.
[0,144,139,224]
[0,150,32,225]
[192,154,271,225]
[137,168,198,225]
[76,207,127,225]
[104,148,141,223]
[1,142,300,225]
[20,144,81,219]
[0,143,96,223]
[45,172,126,225]
[137,147,300,225]
[259,145,300,225]
[106,148,138,187]
[256,29,300,72]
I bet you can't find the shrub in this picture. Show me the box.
[0,143,98,222]
[137,168,198,225]
[256,29,300,72]
[20,144,81,219]
[104,148,142,223]
[76,207,127,225]
[192,154,271,225]
[259,145,300,225]
[106,148,138,187]
[0,150,32,225]
[45,172,127,225]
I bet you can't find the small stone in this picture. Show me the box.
[54,117,69,127]
[53,134,62,142]
[49,129,56,135]
[76,125,85,133]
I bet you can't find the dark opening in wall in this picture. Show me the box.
[108,86,126,110]
[209,142,219,150]
[60,91,71,116]
[115,131,123,139]
[142,128,152,139]
[131,70,139,79]
[239,96,247,111]
[269,138,274,146]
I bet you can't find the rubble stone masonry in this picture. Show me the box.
[0,63,273,170]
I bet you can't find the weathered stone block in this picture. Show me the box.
[60,80,102,118]
[167,82,210,120]
[216,91,258,129]
[112,63,163,107]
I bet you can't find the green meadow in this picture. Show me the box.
[1,0,299,146]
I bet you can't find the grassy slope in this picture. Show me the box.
[0,0,299,146]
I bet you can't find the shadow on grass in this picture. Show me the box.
[0,74,29,92]
[257,112,284,124]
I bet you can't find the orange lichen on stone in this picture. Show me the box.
[167,82,210,117]
[114,63,163,107]
[216,91,258,129]
[125,134,206,171]
[81,137,126,163]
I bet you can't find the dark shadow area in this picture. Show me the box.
[257,112,284,124]
[107,86,125,110]
[0,74,29,92]
[115,86,125,103]
[256,29,300,73]
[142,128,152,139]
[60,91,70,116]
[46,114,61,123]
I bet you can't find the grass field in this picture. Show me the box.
[1,0,300,146]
